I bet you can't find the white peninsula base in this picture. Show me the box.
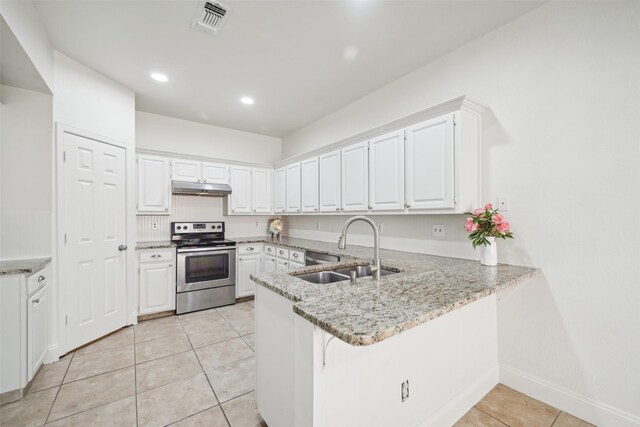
[255,284,500,427]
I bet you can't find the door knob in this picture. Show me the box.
[118,245,128,251]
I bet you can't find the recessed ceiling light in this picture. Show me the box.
[241,96,254,105]
[151,72,168,82]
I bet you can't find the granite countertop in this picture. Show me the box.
[245,236,540,346]
[135,241,176,250]
[0,257,51,276]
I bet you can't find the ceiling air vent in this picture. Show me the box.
[192,1,231,35]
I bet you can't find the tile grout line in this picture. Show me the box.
[44,350,75,424]
[178,313,232,427]
[473,405,511,427]
[550,410,562,426]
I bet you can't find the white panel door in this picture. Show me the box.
[405,114,455,210]
[286,162,301,213]
[63,132,127,350]
[301,157,319,213]
[273,167,287,213]
[137,155,170,214]
[230,166,252,213]
[252,168,272,214]
[27,284,49,379]
[171,159,201,182]
[237,254,260,298]
[139,262,175,315]
[319,149,341,212]
[202,162,229,184]
[369,130,405,211]
[341,141,369,211]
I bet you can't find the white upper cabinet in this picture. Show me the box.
[252,168,272,214]
[137,155,170,214]
[341,141,369,211]
[171,159,201,182]
[286,162,301,213]
[369,130,405,211]
[230,166,252,213]
[301,157,319,213]
[273,167,287,213]
[405,113,455,210]
[202,162,229,184]
[319,149,341,212]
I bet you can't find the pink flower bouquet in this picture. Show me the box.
[464,203,514,248]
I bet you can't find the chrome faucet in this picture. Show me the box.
[338,216,381,280]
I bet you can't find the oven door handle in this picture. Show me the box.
[177,246,236,253]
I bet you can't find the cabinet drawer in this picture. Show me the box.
[276,247,289,259]
[238,243,263,255]
[289,250,304,263]
[27,264,50,296]
[140,249,175,263]
[264,245,276,256]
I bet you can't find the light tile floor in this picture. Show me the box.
[1,299,594,427]
[0,302,264,427]
[455,383,595,427]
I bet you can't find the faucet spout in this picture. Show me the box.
[337,216,381,280]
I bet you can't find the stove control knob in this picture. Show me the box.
[176,226,182,230]
[217,225,222,229]
[211,225,215,229]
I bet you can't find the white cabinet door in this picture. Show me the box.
[263,256,276,273]
[301,157,319,213]
[289,261,305,271]
[202,162,229,184]
[341,141,369,211]
[252,168,272,214]
[369,130,405,211]
[275,258,289,271]
[230,166,252,214]
[319,149,341,212]
[172,159,202,182]
[405,114,455,210]
[237,254,260,298]
[137,155,170,214]
[27,284,49,380]
[273,167,287,213]
[139,261,175,315]
[286,162,301,213]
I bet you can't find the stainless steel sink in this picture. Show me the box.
[333,266,398,278]
[295,271,350,284]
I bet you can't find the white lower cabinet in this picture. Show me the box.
[276,258,289,271]
[237,254,260,298]
[138,249,176,315]
[27,283,49,380]
[263,256,276,273]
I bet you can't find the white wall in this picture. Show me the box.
[282,2,640,424]
[136,111,281,165]
[0,85,53,259]
[137,196,272,242]
[53,51,135,144]
[0,1,54,93]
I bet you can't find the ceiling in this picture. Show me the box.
[0,16,50,94]
[35,1,542,137]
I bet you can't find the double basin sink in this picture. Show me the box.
[296,265,397,284]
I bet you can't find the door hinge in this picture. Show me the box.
[453,115,457,126]
[65,315,68,326]
[64,233,67,244]
[63,151,66,162]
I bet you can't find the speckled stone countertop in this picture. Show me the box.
[0,257,51,276]
[135,241,176,250]
[246,236,540,346]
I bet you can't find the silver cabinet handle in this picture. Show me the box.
[297,209,300,212]
[404,203,411,209]
[151,254,162,258]
[169,264,172,267]
[33,299,40,304]
[38,275,45,282]
[279,250,284,254]
[118,245,128,251]
[336,208,340,211]
[368,206,372,210]
[267,248,272,252]
[293,253,299,258]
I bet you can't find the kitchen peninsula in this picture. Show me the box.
[248,236,539,427]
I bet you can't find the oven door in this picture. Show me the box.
[176,247,236,293]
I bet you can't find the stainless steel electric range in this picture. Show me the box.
[171,221,236,314]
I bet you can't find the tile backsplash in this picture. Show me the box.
[137,195,274,241]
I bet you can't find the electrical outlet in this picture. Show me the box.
[401,380,410,402]
[432,224,445,236]
[497,196,510,211]
[151,222,158,230]
[255,221,260,227]
[377,223,384,234]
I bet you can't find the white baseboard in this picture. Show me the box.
[418,365,499,427]
[500,364,640,427]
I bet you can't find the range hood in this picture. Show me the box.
[172,181,232,197]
